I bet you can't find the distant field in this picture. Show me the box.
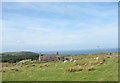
[1,53,118,81]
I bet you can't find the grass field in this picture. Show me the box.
[1,53,118,81]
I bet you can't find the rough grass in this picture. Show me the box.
[2,53,118,81]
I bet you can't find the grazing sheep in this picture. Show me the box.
[70,59,73,62]
[64,60,67,63]
[73,60,76,63]
[96,57,99,60]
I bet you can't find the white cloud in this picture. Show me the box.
[2,2,118,52]
[26,27,52,32]
[2,25,118,52]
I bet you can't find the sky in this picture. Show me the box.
[1,2,118,52]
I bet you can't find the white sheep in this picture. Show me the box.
[70,59,73,62]
[63,60,67,63]
[73,60,76,63]
[96,57,99,60]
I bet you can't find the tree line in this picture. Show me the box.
[1,52,39,63]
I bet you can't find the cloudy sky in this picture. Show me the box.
[2,2,118,52]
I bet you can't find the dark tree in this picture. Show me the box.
[56,52,59,55]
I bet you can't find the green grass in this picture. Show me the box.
[2,53,118,81]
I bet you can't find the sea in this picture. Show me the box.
[37,48,118,55]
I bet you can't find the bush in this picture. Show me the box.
[43,64,50,67]
[23,61,32,65]
[87,66,95,71]
[74,59,105,66]
[10,68,19,71]
[66,66,84,72]
[2,54,39,63]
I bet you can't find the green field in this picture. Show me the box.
[1,53,118,81]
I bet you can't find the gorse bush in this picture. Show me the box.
[66,66,84,72]
[87,66,95,71]
[74,59,106,66]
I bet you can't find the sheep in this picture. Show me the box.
[63,60,68,63]
[73,60,76,63]
[96,57,99,60]
[70,59,73,62]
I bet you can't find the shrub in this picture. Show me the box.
[95,60,105,64]
[0,69,5,72]
[43,64,49,67]
[76,66,84,71]
[74,59,106,66]
[26,65,30,67]
[74,61,96,66]
[31,64,36,66]
[39,65,43,68]
[39,64,50,68]
[74,62,86,66]
[87,66,95,71]
[66,67,76,72]
[66,66,84,72]
[10,68,19,71]
[23,61,32,65]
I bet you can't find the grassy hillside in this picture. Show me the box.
[1,53,118,81]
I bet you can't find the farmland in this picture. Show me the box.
[1,52,118,81]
